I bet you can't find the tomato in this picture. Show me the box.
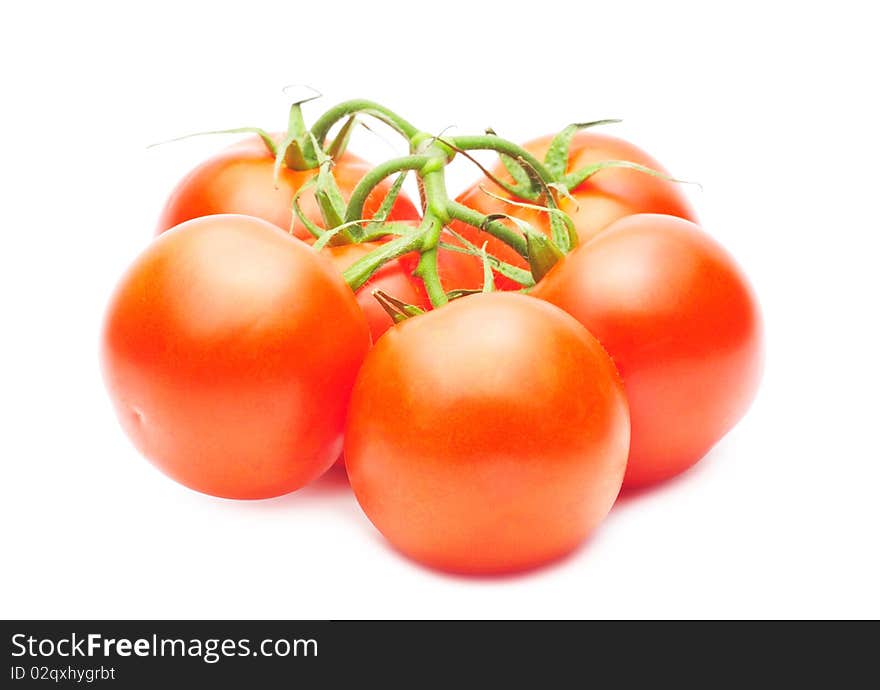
[323,229,485,342]
[323,234,484,471]
[102,214,370,499]
[450,131,697,289]
[531,214,763,488]
[155,135,420,237]
[344,292,630,574]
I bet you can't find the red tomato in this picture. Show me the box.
[155,135,420,237]
[323,230,485,342]
[532,214,763,488]
[344,292,630,574]
[102,215,370,499]
[450,131,697,289]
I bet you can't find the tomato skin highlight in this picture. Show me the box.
[155,136,420,237]
[532,214,763,488]
[102,215,371,499]
[344,292,630,574]
[450,131,697,289]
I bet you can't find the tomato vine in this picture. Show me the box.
[203,96,685,314]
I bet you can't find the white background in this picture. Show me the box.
[2,1,878,619]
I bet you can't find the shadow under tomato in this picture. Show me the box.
[307,461,351,492]
[274,461,352,501]
[612,441,726,510]
[365,527,605,583]
[209,460,354,515]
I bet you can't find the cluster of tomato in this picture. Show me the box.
[102,102,762,574]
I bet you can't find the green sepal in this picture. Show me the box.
[544,119,621,178]
[274,100,322,178]
[438,241,535,287]
[326,115,357,159]
[372,290,425,324]
[371,173,408,223]
[562,159,693,191]
[286,102,317,162]
[274,132,298,184]
[290,168,356,248]
[526,233,565,282]
[313,220,415,252]
[482,128,541,200]
[500,154,539,199]
[547,182,578,206]
[307,134,354,242]
[484,205,567,278]
[359,221,417,242]
[482,212,541,240]
[446,288,483,300]
[282,138,312,171]
[312,220,361,251]
[343,232,423,291]
[515,162,570,251]
[315,163,349,231]
[479,183,578,253]
[290,176,324,239]
[479,242,495,292]
[148,127,277,156]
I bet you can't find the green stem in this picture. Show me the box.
[323,103,554,302]
[446,202,528,258]
[408,162,452,308]
[413,215,448,308]
[344,155,432,223]
[420,165,452,225]
[342,226,427,291]
[449,135,555,182]
[311,99,420,147]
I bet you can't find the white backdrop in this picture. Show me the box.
[2,0,878,619]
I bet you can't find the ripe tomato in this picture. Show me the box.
[450,131,697,289]
[102,214,370,499]
[155,135,420,237]
[344,292,630,574]
[532,214,763,488]
[324,236,484,342]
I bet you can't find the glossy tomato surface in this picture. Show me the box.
[345,292,630,574]
[155,135,420,237]
[102,215,370,499]
[451,131,697,289]
[532,214,763,488]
